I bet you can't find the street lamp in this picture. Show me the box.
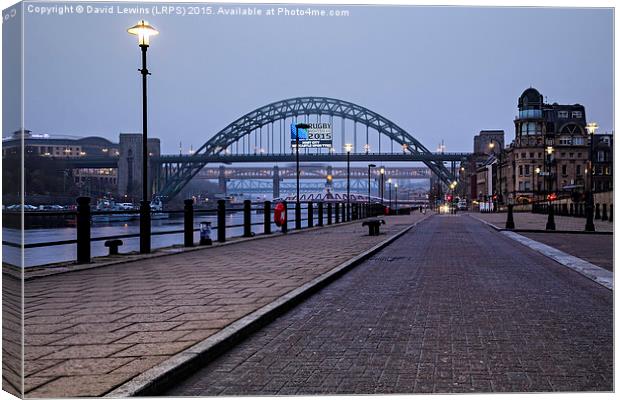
[394,183,398,213]
[294,123,310,229]
[367,164,376,206]
[585,122,598,231]
[344,143,353,221]
[488,140,503,208]
[379,167,385,202]
[545,145,555,230]
[127,20,159,254]
[387,178,392,211]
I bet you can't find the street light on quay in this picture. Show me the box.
[545,145,556,230]
[394,183,398,213]
[294,123,310,229]
[127,20,159,254]
[367,164,376,207]
[387,178,393,211]
[344,143,353,221]
[488,139,503,208]
[379,167,385,202]
[585,122,598,231]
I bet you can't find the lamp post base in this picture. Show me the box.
[140,200,151,253]
[546,204,556,231]
[585,205,596,232]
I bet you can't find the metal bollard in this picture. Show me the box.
[570,203,574,217]
[335,203,340,223]
[76,196,91,264]
[609,204,613,222]
[327,203,333,225]
[217,199,226,242]
[295,202,302,230]
[318,202,324,227]
[342,202,346,222]
[264,201,272,234]
[282,201,288,233]
[184,199,194,247]
[308,202,314,228]
[243,200,252,237]
[595,203,601,220]
[505,204,515,230]
[602,203,608,221]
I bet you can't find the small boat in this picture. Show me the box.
[92,199,137,223]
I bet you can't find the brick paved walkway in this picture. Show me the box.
[474,211,613,232]
[520,233,613,272]
[167,214,613,395]
[21,214,422,397]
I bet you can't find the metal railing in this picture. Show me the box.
[3,198,388,265]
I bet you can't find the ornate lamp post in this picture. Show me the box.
[585,122,598,231]
[344,143,353,221]
[394,183,398,213]
[545,145,556,230]
[387,178,392,211]
[127,20,159,254]
[379,167,385,203]
[488,140,503,208]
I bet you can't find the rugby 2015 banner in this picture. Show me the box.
[290,123,333,148]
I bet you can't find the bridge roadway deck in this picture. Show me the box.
[19,213,424,397]
[166,214,612,395]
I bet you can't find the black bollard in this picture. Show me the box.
[282,201,288,233]
[570,203,574,217]
[602,203,608,221]
[308,202,314,228]
[318,202,324,227]
[217,199,226,242]
[595,203,601,220]
[342,202,346,222]
[327,202,333,225]
[184,199,194,247]
[295,202,302,230]
[264,201,271,234]
[546,202,556,230]
[76,196,91,264]
[505,204,515,230]
[243,200,252,237]
[609,204,613,222]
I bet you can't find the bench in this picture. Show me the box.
[362,219,385,236]
[104,239,123,256]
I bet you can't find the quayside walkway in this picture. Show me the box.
[167,214,612,395]
[19,213,424,397]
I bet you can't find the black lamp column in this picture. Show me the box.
[585,122,598,231]
[138,43,152,253]
[295,123,309,229]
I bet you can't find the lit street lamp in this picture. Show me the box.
[545,145,556,230]
[488,140,503,208]
[387,178,392,211]
[367,164,376,207]
[379,167,385,203]
[127,20,159,254]
[294,123,310,230]
[585,122,598,231]
[344,143,353,221]
[394,183,398,213]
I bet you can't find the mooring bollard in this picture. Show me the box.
[505,204,515,230]
[282,201,288,233]
[243,200,252,237]
[318,202,324,227]
[76,196,91,264]
[295,201,302,230]
[217,199,226,242]
[327,203,333,225]
[609,204,613,222]
[184,199,194,247]
[569,203,574,217]
[342,202,347,222]
[335,203,340,223]
[602,203,608,221]
[263,201,271,234]
[595,203,601,220]
[308,202,314,228]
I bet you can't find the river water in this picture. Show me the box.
[3,209,314,268]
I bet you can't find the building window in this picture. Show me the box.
[525,165,530,176]
[572,111,583,118]
[576,165,582,176]
[521,153,526,159]
[558,111,569,118]
[562,165,567,175]
[597,151,607,162]
[601,136,610,145]
[519,165,523,176]
[559,137,571,145]
[573,137,585,145]
[529,152,534,158]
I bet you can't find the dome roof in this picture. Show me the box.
[518,87,543,108]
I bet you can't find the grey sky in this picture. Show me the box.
[6,2,614,154]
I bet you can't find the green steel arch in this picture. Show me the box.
[158,96,456,198]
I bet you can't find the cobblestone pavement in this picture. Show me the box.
[474,211,613,232]
[21,214,423,397]
[167,214,613,395]
[520,233,613,272]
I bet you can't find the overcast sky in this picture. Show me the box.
[4,3,614,154]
